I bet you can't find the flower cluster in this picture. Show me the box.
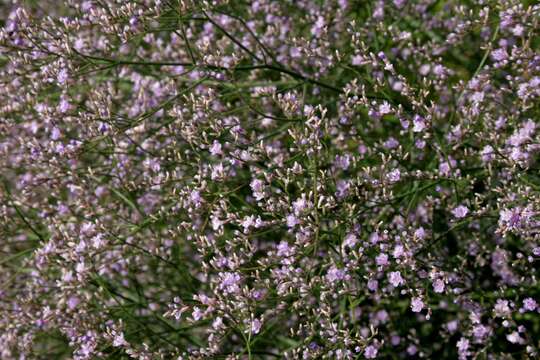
[0,0,539,359]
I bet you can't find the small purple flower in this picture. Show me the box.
[452,205,469,219]
[58,98,71,113]
[412,115,426,132]
[411,297,424,312]
[393,0,407,8]
[292,196,310,214]
[367,279,379,291]
[219,272,241,294]
[250,179,265,201]
[326,266,347,282]
[386,168,401,183]
[251,318,262,334]
[473,325,490,341]
[286,214,299,228]
[67,296,80,310]
[492,48,508,62]
[506,331,524,344]
[457,338,469,359]
[414,227,426,239]
[523,298,537,311]
[112,332,127,347]
[383,137,399,149]
[388,271,404,287]
[209,140,222,156]
[190,190,202,206]
[481,145,495,162]
[343,233,358,248]
[433,279,445,293]
[57,68,69,84]
[494,299,511,317]
[376,253,389,266]
[51,127,61,140]
[392,244,405,258]
[364,345,378,359]
[407,345,418,355]
[192,307,203,321]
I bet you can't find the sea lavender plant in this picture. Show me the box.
[0,0,539,359]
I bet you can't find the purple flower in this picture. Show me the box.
[364,345,378,359]
[326,266,347,282]
[472,325,490,342]
[522,298,537,311]
[412,115,426,132]
[251,318,262,334]
[452,205,469,219]
[414,227,426,239]
[457,338,470,359]
[386,168,401,183]
[210,140,222,156]
[292,196,310,214]
[112,332,127,347]
[250,179,265,200]
[219,272,242,294]
[494,299,511,317]
[392,244,405,258]
[388,271,404,287]
[57,68,69,84]
[376,253,389,266]
[286,214,299,228]
[342,233,358,248]
[411,297,424,312]
[433,279,445,293]
[506,331,524,344]
[367,279,379,291]
[67,296,80,310]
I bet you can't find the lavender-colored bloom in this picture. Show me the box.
[386,169,401,183]
[392,244,405,258]
[506,331,524,344]
[433,279,445,293]
[522,298,537,311]
[57,68,69,84]
[383,137,399,149]
[251,318,262,334]
[286,214,299,228]
[364,345,378,359]
[388,271,404,287]
[219,272,242,294]
[250,179,265,200]
[192,307,203,321]
[410,297,424,312]
[292,196,310,214]
[407,345,418,355]
[376,253,389,266]
[343,233,358,248]
[457,338,470,359]
[412,115,426,132]
[67,296,80,310]
[210,140,223,156]
[472,325,490,342]
[326,266,347,282]
[367,279,379,291]
[414,227,426,240]
[494,299,511,317]
[452,205,469,219]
